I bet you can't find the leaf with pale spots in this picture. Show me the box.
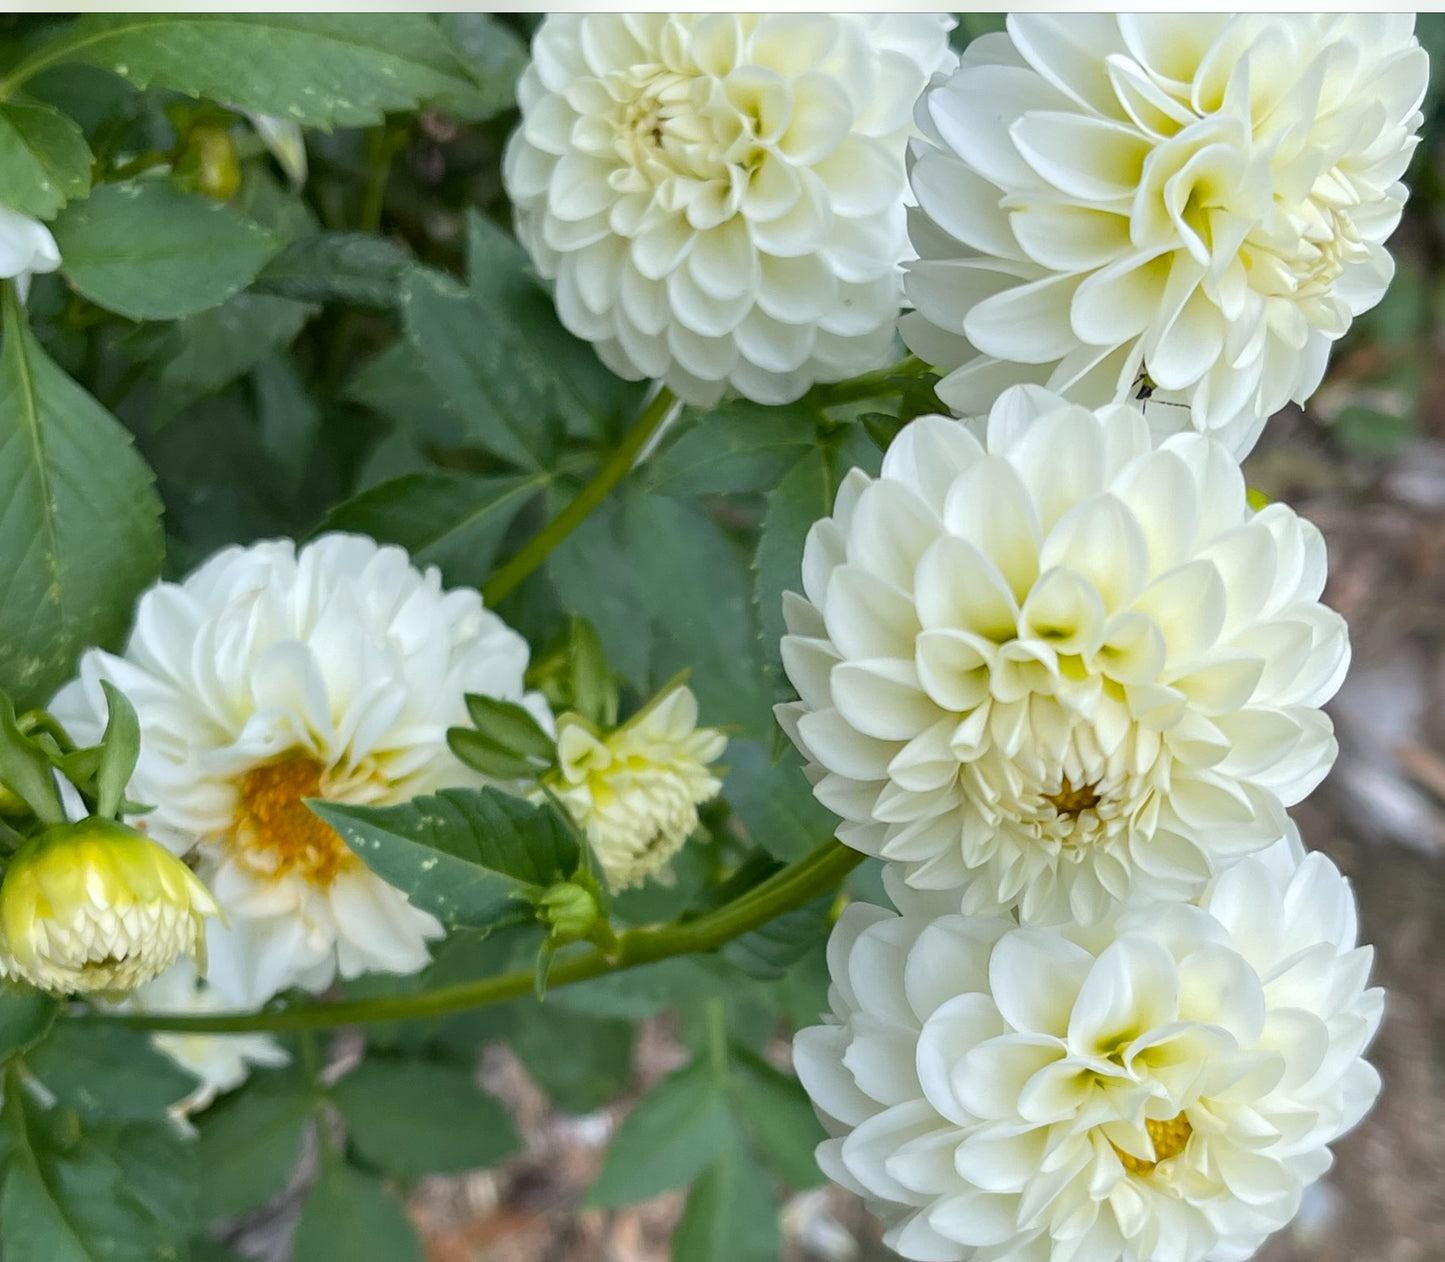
[0,102,91,219]
[311,788,580,932]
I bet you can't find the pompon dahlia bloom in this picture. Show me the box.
[0,204,61,299]
[545,685,726,890]
[777,388,1349,924]
[503,12,956,406]
[903,14,1427,455]
[794,837,1383,1262]
[52,534,553,1008]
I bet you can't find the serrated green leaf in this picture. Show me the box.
[723,739,838,861]
[52,182,280,321]
[312,787,579,931]
[727,1049,826,1188]
[586,1059,735,1208]
[332,1058,519,1178]
[252,232,412,309]
[0,288,163,708]
[193,1067,314,1221]
[292,1158,422,1262]
[0,1086,194,1262]
[647,400,816,497]
[316,471,543,590]
[26,1023,198,1122]
[671,1139,781,1262]
[44,14,475,130]
[0,101,91,219]
[722,892,833,981]
[0,985,57,1062]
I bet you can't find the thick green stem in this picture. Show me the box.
[481,386,677,606]
[82,838,862,1034]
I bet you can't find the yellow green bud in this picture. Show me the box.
[536,881,600,944]
[0,818,220,996]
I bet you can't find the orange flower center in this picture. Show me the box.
[231,753,356,887]
[1114,1113,1193,1175]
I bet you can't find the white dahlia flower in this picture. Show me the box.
[118,959,289,1118]
[777,387,1349,924]
[52,534,553,1008]
[903,14,1427,455]
[0,204,61,300]
[794,834,1383,1262]
[545,684,726,890]
[503,12,956,406]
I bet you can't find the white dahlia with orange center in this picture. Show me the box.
[794,836,1383,1262]
[902,14,1427,454]
[777,387,1349,924]
[52,534,552,1008]
[504,12,955,406]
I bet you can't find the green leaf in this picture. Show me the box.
[0,1087,194,1262]
[292,1159,422,1262]
[727,1050,826,1189]
[0,985,56,1062]
[723,739,838,861]
[721,892,834,981]
[0,101,91,219]
[316,471,543,590]
[193,1068,314,1221]
[586,1059,735,1208]
[312,787,579,931]
[49,14,476,129]
[451,693,556,779]
[93,680,140,821]
[671,1140,781,1262]
[252,350,320,491]
[401,267,558,470]
[506,1006,633,1115]
[0,288,164,708]
[647,400,816,497]
[25,1023,198,1122]
[252,232,412,309]
[437,13,529,121]
[332,1058,519,1178]
[51,182,280,321]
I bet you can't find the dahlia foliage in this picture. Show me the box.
[0,10,1421,1262]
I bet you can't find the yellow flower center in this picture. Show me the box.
[1045,777,1101,818]
[230,753,356,887]
[1114,1113,1193,1175]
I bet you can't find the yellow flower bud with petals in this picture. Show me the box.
[0,819,219,995]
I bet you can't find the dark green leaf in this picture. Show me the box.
[0,101,91,219]
[345,340,461,452]
[317,472,542,590]
[458,694,556,767]
[437,13,529,121]
[332,1058,519,1178]
[253,233,412,309]
[586,1059,735,1208]
[727,1050,826,1189]
[671,1140,780,1262]
[647,400,816,497]
[550,956,725,1020]
[312,787,579,931]
[506,1006,633,1115]
[26,1023,198,1122]
[193,1068,314,1220]
[0,985,56,1062]
[722,893,834,981]
[723,739,837,861]
[292,1160,422,1262]
[0,289,164,708]
[53,14,475,129]
[252,350,320,490]
[52,182,280,321]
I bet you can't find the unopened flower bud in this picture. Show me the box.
[536,881,599,944]
[0,818,219,995]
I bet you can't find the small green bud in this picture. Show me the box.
[536,881,599,944]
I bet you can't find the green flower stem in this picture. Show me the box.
[480,385,677,607]
[83,837,864,1034]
